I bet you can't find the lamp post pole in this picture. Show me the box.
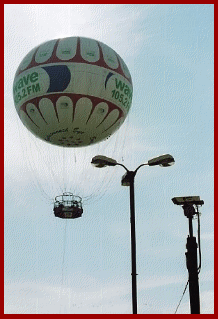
[121,166,148,314]
[128,171,138,314]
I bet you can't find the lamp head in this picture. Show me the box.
[91,155,117,168]
[148,154,175,167]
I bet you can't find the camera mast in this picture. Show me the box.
[172,196,204,314]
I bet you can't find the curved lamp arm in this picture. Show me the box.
[115,162,129,172]
[134,163,149,175]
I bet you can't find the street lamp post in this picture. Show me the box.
[124,170,138,314]
[91,154,175,314]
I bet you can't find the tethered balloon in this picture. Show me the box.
[13,36,133,147]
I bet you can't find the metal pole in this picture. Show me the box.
[186,216,200,314]
[188,216,194,238]
[129,172,137,314]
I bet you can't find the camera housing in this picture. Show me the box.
[172,196,204,206]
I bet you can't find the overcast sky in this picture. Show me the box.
[4,4,214,314]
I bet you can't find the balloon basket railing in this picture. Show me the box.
[53,192,83,219]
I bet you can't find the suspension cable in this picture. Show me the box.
[196,205,202,274]
[174,279,189,314]
[59,220,68,314]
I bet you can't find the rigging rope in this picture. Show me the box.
[16,118,53,203]
[16,107,133,209]
[196,205,202,274]
[59,220,68,314]
[174,279,189,314]
[83,116,132,205]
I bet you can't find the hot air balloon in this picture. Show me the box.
[13,36,133,147]
[13,36,133,218]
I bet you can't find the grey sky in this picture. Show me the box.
[4,4,214,314]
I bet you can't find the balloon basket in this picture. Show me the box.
[53,192,83,219]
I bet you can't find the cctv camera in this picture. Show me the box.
[172,196,204,206]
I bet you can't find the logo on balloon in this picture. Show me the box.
[105,72,114,89]
[42,65,71,93]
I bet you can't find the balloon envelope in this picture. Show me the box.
[13,36,133,147]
